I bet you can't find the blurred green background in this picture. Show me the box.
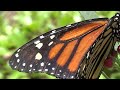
[0,11,120,79]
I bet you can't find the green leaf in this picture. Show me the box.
[79,11,99,20]
[0,47,8,56]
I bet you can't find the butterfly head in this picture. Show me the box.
[111,13,120,40]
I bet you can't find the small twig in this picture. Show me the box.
[101,71,110,79]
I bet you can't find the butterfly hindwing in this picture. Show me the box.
[76,13,120,79]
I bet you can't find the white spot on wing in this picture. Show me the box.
[86,51,90,59]
[29,69,32,72]
[51,30,56,34]
[29,64,33,67]
[52,67,55,70]
[51,72,54,75]
[41,62,44,66]
[38,69,42,71]
[22,63,26,66]
[17,49,20,52]
[115,17,118,20]
[92,43,95,47]
[35,53,42,60]
[48,41,53,46]
[71,76,74,79]
[40,35,44,39]
[48,63,51,65]
[45,69,48,71]
[17,59,20,63]
[66,24,71,27]
[116,14,119,16]
[82,65,86,71]
[59,70,62,72]
[117,30,119,33]
[14,66,17,68]
[33,69,35,71]
[50,35,55,39]
[57,74,60,76]
[35,43,43,49]
[34,40,40,44]
[15,53,19,57]
[21,69,24,71]
[63,75,66,77]
[11,63,14,65]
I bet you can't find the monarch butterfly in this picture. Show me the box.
[9,12,120,79]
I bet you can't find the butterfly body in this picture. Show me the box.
[9,13,120,79]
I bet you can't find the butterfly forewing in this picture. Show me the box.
[10,16,118,79]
